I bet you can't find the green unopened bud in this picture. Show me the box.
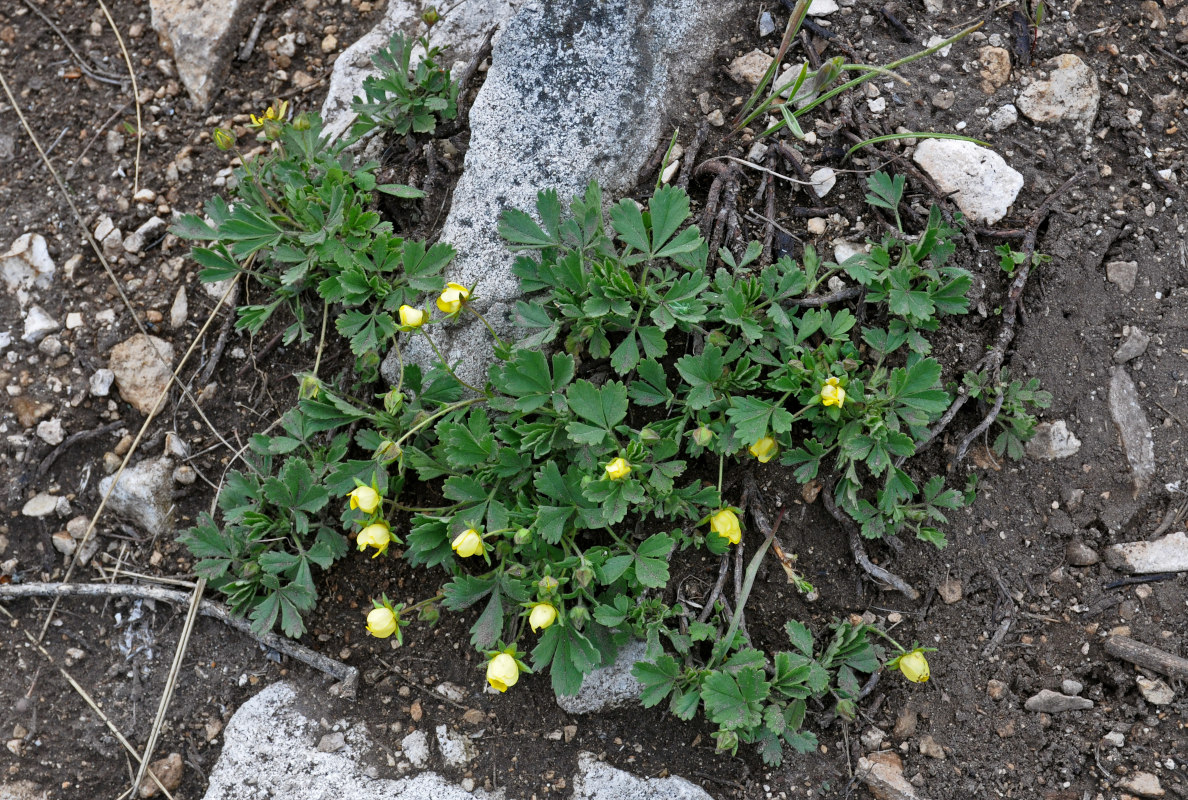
[639,426,660,442]
[212,127,235,151]
[298,374,321,399]
[383,388,404,414]
[706,330,730,348]
[573,566,594,588]
[691,426,714,447]
[842,358,860,372]
[568,604,590,629]
[292,112,313,131]
[538,575,559,593]
[514,528,532,546]
[422,7,440,25]
[418,604,440,625]
[713,729,739,754]
[261,118,284,141]
[374,439,401,462]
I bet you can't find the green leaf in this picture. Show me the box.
[785,620,814,656]
[701,667,770,730]
[532,624,602,697]
[634,532,674,588]
[377,183,426,199]
[567,379,628,430]
[470,589,504,650]
[610,198,650,254]
[442,574,496,610]
[675,345,724,409]
[633,655,681,707]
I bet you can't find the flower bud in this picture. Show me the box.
[573,566,594,588]
[528,602,558,633]
[748,436,777,464]
[291,112,312,131]
[374,440,401,462]
[486,653,519,692]
[418,605,440,625]
[898,649,930,683]
[568,604,590,629]
[514,527,532,546]
[639,426,660,442]
[422,6,440,25]
[709,509,741,545]
[398,305,427,330]
[383,388,404,414]
[212,128,235,151]
[603,457,631,481]
[299,374,321,400]
[348,485,381,514]
[538,575,559,593]
[691,426,714,447]
[356,522,392,558]
[436,282,470,314]
[366,606,398,638]
[451,528,485,558]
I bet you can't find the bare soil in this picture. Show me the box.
[1,0,1187,798]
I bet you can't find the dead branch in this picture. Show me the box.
[0,582,359,698]
[677,123,710,191]
[38,421,124,478]
[1105,635,1188,680]
[821,485,919,600]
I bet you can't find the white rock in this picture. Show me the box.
[1118,772,1164,799]
[380,0,749,389]
[727,49,773,86]
[94,216,115,242]
[1,233,56,298]
[66,312,84,329]
[1016,54,1101,133]
[202,277,237,305]
[1137,676,1175,706]
[1103,731,1126,747]
[22,305,59,344]
[856,753,922,800]
[101,228,124,261]
[434,725,476,769]
[810,167,837,198]
[52,531,76,557]
[123,215,167,254]
[808,0,839,16]
[807,217,827,235]
[36,418,65,446]
[1114,325,1150,363]
[912,139,1023,225]
[133,188,157,204]
[1104,531,1188,575]
[924,34,953,57]
[556,640,648,714]
[660,159,680,184]
[1106,260,1138,293]
[1025,421,1081,460]
[867,96,887,114]
[1024,689,1094,713]
[89,369,116,397]
[149,0,256,107]
[170,286,188,329]
[923,0,945,13]
[573,751,712,800]
[21,493,59,518]
[97,456,175,536]
[110,334,175,416]
[400,730,430,769]
[986,103,1018,132]
[1109,367,1155,497]
[833,241,868,264]
[759,10,777,36]
[747,142,768,163]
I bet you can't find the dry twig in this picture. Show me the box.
[821,484,919,600]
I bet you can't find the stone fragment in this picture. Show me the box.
[1023,689,1094,713]
[461,708,485,725]
[892,707,917,739]
[978,46,1011,92]
[572,751,712,800]
[1118,772,1164,798]
[706,109,725,126]
[985,103,1018,132]
[556,640,648,714]
[434,725,476,768]
[110,334,175,416]
[1108,368,1155,497]
[123,216,167,254]
[1136,676,1175,705]
[759,11,776,36]
[380,0,745,388]
[12,395,54,428]
[52,531,77,556]
[912,139,1022,224]
[1106,260,1138,293]
[170,287,188,329]
[727,49,773,86]
[1104,531,1188,575]
[138,752,184,798]
[1016,54,1100,133]
[316,733,346,753]
[1065,540,1099,567]
[834,241,866,264]
[986,679,1007,700]
[36,418,64,446]
[1025,420,1081,460]
[810,167,837,198]
[856,751,923,800]
[1061,679,1083,696]
[1102,731,1125,747]
[21,493,58,518]
[1113,326,1150,363]
[808,0,839,15]
[919,735,945,760]
[937,577,962,604]
[1,233,56,297]
[22,305,59,344]
[97,456,175,536]
[90,369,116,397]
[149,0,256,107]
[400,730,430,769]
[861,727,886,750]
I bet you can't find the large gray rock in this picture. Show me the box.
[150,0,256,108]
[573,752,712,800]
[1104,531,1188,575]
[912,139,1023,225]
[1016,54,1100,134]
[382,0,745,388]
[556,640,648,715]
[320,0,520,143]
[1108,367,1155,497]
[98,456,175,537]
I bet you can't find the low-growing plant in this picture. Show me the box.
[962,367,1052,459]
[994,242,1051,278]
[350,30,459,138]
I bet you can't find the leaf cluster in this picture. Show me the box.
[350,32,459,137]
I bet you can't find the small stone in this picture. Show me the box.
[22,493,59,518]
[66,312,83,329]
[808,0,839,16]
[931,90,956,110]
[1,233,56,296]
[1065,540,1099,567]
[435,724,477,768]
[867,96,886,114]
[893,707,917,739]
[38,336,62,357]
[90,369,116,397]
[985,103,1018,132]
[978,46,1011,91]
[556,640,648,714]
[1061,679,1084,696]
[726,50,773,86]
[1024,689,1094,713]
[22,305,59,344]
[52,531,76,556]
[12,396,54,428]
[1114,326,1151,363]
[807,217,827,235]
[912,139,1023,225]
[123,216,166,254]
[1136,676,1175,706]
[1118,772,1164,798]
[1108,368,1155,497]
[758,11,776,36]
[137,752,183,798]
[36,418,65,446]
[861,727,886,750]
[810,167,837,198]
[133,188,157,204]
[97,456,175,536]
[316,732,345,752]
[747,141,768,163]
[1103,731,1126,748]
[1106,532,1188,575]
[110,334,175,416]
[173,465,196,485]
[169,287,188,329]
[106,129,124,155]
[833,241,866,264]
[460,777,476,792]
[987,679,1007,700]
[918,735,945,760]
[461,708,486,725]
[706,109,725,127]
[1025,420,1081,460]
[563,724,578,743]
[1106,260,1138,293]
[857,752,920,800]
[937,577,962,604]
[321,33,337,53]
[399,730,429,768]
[409,699,422,722]
[1016,53,1101,133]
[660,159,680,184]
[995,718,1017,738]
[435,682,466,703]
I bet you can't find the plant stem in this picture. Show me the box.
[467,305,506,349]
[312,300,329,378]
[708,527,774,669]
[419,329,485,394]
[393,396,485,448]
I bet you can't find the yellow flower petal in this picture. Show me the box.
[604,457,631,481]
[898,650,930,683]
[528,603,558,633]
[748,436,777,463]
[348,485,381,514]
[366,607,397,638]
[709,509,741,545]
[486,653,519,692]
[451,528,485,558]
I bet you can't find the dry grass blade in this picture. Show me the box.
[97,0,143,194]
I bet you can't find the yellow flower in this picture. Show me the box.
[348,485,381,514]
[436,282,471,314]
[399,305,427,330]
[604,457,631,481]
[709,509,741,545]
[451,527,485,558]
[748,436,777,463]
[528,602,558,633]
[486,653,520,692]
[366,606,398,638]
[898,649,930,683]
[212,127,236,151]
[249,100,289,127]
[821,376,846,408]
[357,522,392,558]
